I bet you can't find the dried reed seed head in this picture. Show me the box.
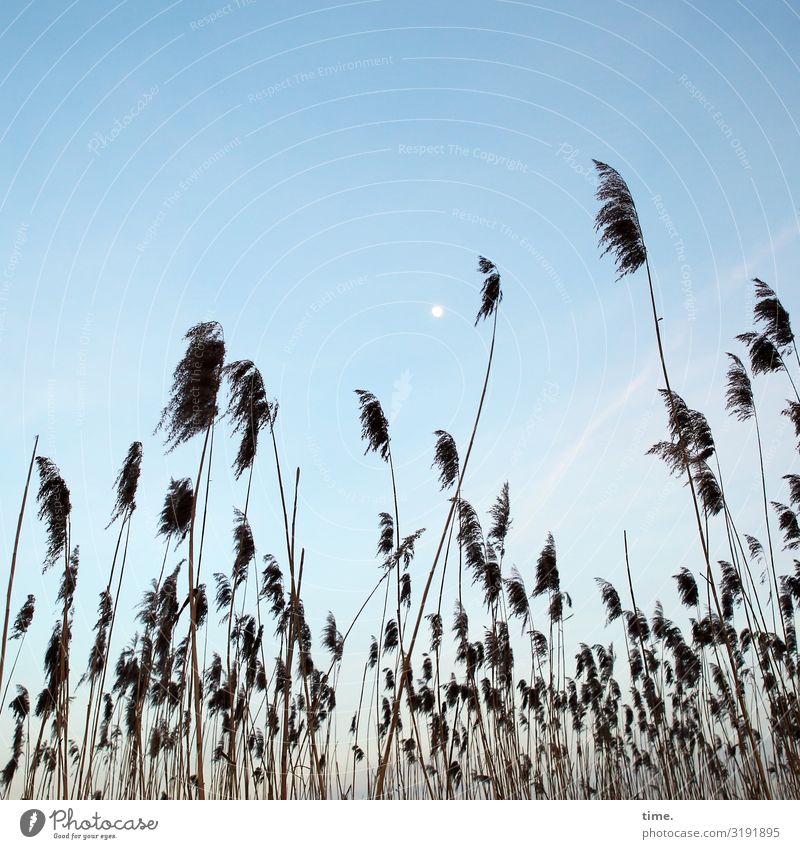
[57,546,80,606]
[752,277,794,349]
[452,601,470,659]
[549,590,567,622]
[475,256,503,325]
[691,412,715,460]
[84,589,113,680]
[157,477,194,544]
[595,578,623,624]
[194,583,208,628]
[382,619,398,655]
[354,389,390,461]
[784,474,800,510]
[719,561,743,619]
[743,534,764,562]
[593,160,646,279]
[10,594,36,640]
[626,608,650,642]
[724,353,755,422]
[457,498,486,582]
[35,457,72,570]
[223,359,275,479]
[36,622,66,717]
[231,508,255,588]
[8,686,30,721]
[736,331,784,375]
[400,572,412,608]
[533,532,559,598]
[322,612,344,662]
[772,502,800,550]
[213,572,232,619]
[783,400,800,448]
[504,567,531,630]
[156,321,226,451]
[390,528,426,572]
[432,430,459,490]
[426,613,443,654]
[649,390,716,478]
[481,557,502,609]
[108,441,143,527]
[673,567,699,609]
[0,716,24,788]
[694,464,724,517]
[259,553,285,619]
[376,511,394,558]
[488,481,511,553]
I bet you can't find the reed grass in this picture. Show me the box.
[2,183,800,800]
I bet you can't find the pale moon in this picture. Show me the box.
[431,305,444,318]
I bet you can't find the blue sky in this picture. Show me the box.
[1,0,800,742]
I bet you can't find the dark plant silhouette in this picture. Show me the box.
[156,321,226,451]
[475,256,503,324]
[432,430,459,490]
[108,442,143,527]
[594,160,771,797]
[592,160,646,279]
[753,277,795,352]
[354,390,390,461]
[3,244,800,802]
[223,360,274,481]
[35,457,72,571]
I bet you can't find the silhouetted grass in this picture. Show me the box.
[1,200,800,800]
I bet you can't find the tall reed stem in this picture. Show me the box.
[0,435,39,708]
[374,308,498,798]
[187,425,212,798]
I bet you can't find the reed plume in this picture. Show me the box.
[752,277,795,351]
[157,478,194,544]
[432,430,459,490]
[736,331,785,376]
[354,390,390,461]
[475,256,503,324]
[108,442,143,527]
[725,353,755,420]
[223,360,274,481]
[10,596,35,641]
[488,482,511,557]
[1,686,28,792]
[157,321,225,450]
[592,160,646,279]
[35,458,72,571]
